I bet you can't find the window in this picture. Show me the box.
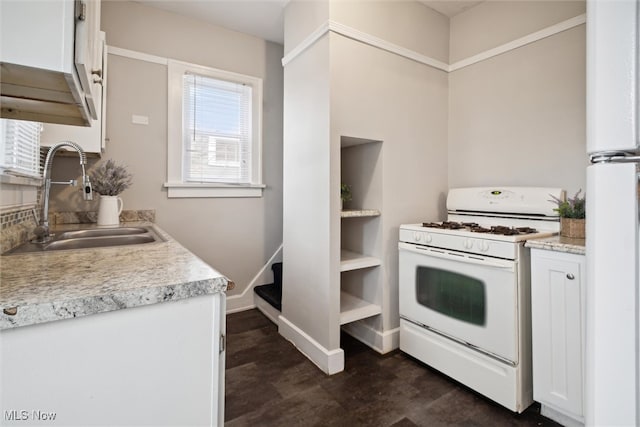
[416,266,486,326]
[0,119,41,178]
[166,60,263,198]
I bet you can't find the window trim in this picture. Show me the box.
[165,59,264,198]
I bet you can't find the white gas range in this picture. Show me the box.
[398,187,564,413]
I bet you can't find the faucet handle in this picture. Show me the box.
[50,179,77,186]
[33,224,51,243]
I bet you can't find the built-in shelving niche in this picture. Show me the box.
[340,136,383,331]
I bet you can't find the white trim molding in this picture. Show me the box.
[282,14,586,73]
[281,21,331,67]
[226,244,283,314]
[253,293,280,325]
[164,183,265,198]
[107,45,168,65]
[278,315,345,375]
[341,321,399,354]
[282,20,448,71]
[329,20,449,71]
[449,13,586,72]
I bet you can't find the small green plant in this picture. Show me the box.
[341,183,352,204]
[549,189,585,219]
[90,159,133,196]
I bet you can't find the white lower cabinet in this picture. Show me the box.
[0,293,225,426]
[530,248,585,426]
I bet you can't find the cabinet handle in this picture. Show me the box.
[566,273,575,280]
[75,0,86,21]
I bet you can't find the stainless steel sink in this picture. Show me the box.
[4,225,165,255]
[45,234,156,251]
[56,227,149,240]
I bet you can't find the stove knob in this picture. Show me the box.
[464,239,473,250]
[425,234,433,244]
[413,232,422,242]
[480,241,490,252]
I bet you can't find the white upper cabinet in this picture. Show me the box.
[41,31,107,154]
[0,0,102,127]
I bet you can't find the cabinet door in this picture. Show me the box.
[40,32,106,154]
[74,0,101,119]
[531,252,584,418]
[1,294,222,426]
[0,0,98,126]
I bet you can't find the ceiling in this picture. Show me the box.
[421,1,483,17]
[135,0,483,45]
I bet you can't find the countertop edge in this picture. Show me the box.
[525,236,586,255]
[1,222,230,330]
[1,277,227,330]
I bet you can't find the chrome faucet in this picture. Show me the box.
[34,141,93,242]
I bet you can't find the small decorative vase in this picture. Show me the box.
[97,195,123,227]
[560,217,585,239]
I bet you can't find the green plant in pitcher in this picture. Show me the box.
[549,189,585,219]
[90,159,133,196]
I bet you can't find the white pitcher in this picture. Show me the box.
[97,195,123,227]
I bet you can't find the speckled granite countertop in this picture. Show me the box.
[0,222,230,330]
[525,235,586,255]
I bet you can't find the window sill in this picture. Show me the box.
[0,173,42,187]
[164,182,265,198]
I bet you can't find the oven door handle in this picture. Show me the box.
[399,242,516,271]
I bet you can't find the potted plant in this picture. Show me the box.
[90,159,133,227]
[549,189,585,238]
[341,183,352,210]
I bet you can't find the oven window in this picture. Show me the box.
[415,266,486,326]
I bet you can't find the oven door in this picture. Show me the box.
[398,242,519,363]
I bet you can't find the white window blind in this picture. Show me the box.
[0,119,41,178]
[166,59,263,198]
[183,73,252,184]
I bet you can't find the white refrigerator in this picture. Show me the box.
[586,0,640,425]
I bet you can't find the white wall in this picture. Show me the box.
[48,1,283,301]
[282,0,449,369]
[449,1,586,62]
[330,0,449,63]
[282,33,335,350]
[448,1,587,194]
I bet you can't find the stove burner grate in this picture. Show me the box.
[421,222,538,236]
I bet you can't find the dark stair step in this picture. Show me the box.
[254,284,281,311]
[254,262,282,311]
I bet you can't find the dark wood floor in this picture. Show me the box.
[225,309,562,427]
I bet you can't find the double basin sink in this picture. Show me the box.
[5,225,165,255]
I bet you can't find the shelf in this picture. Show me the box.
[339,291,382,325]
[340,249,381,272]
[341,136,383,148]
[341,209,381,218]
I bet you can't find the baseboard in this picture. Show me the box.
[254,293,280,325]
[225,244,283,314]
[341,321,399,354]
[540,404,584,427]
[278,315,344,375]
